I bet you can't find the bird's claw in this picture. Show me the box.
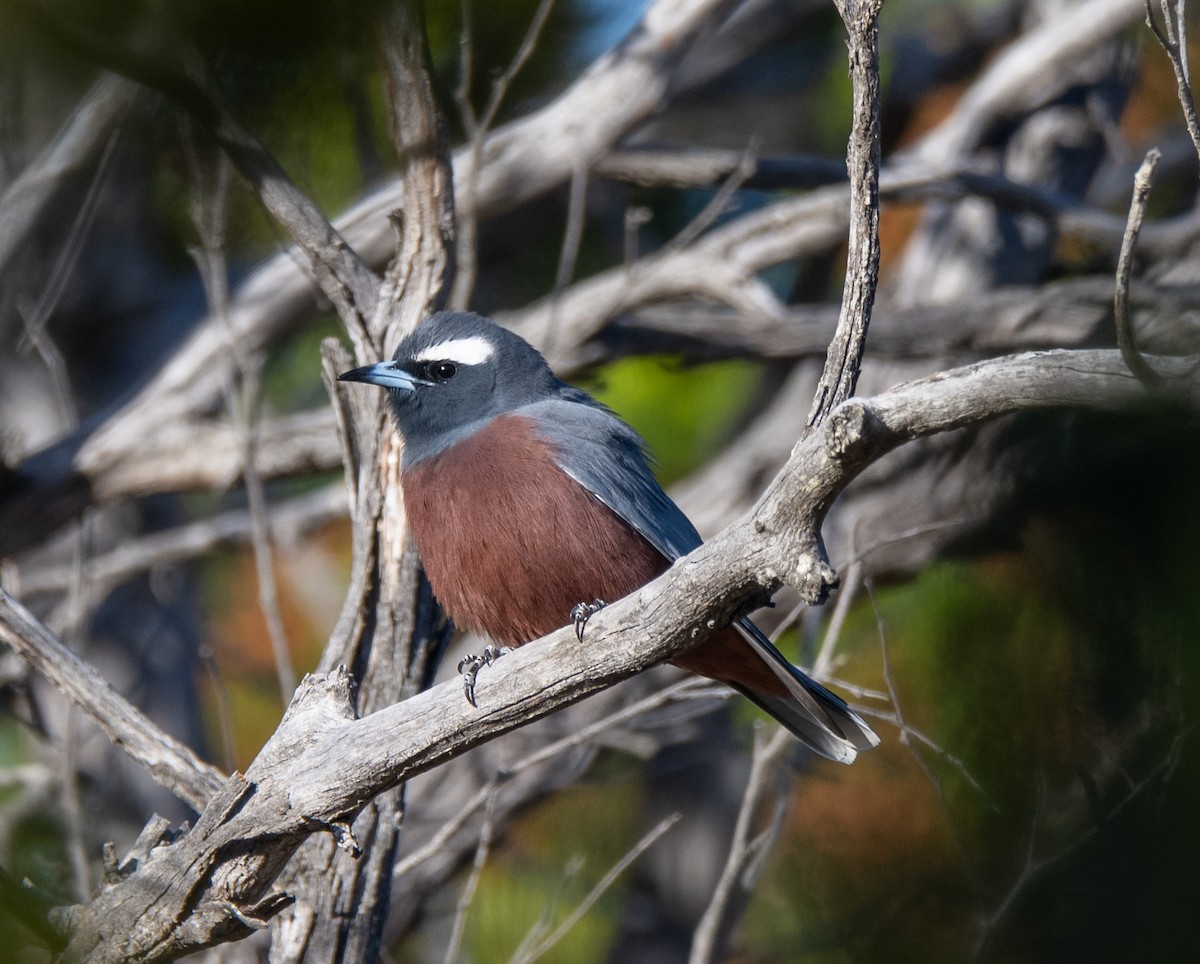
[457,645,510,707]
[570,599,607,642]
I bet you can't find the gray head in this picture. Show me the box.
[338,311,565,465]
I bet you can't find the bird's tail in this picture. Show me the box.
[673,618,879,764]
[731,618,879,764]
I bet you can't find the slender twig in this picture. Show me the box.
[198,641,237,775]
[392,677,726,882]
[513,812,681,964]
[806,0,884,427]
[0,74,139,279]
[868,577,970,808]
[17,127,119,356]
[19,484,346,599]
[688,727,791,964]
[452,0,558,308]
[543,158,590,357]
[59,706,91,902]
[442,789,499,964]
[666,141,758,252]
[1145,0,1200,161]
[0,589,224,811]
[1113,147,1162,386]
[186,144,296,702]
[812,561,861,680]
[973,730,1185,957]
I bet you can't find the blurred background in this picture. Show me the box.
[1,0,1199,961]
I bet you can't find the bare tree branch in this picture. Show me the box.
[0,73,139,279]
[1145,0,1200,161]
[1114,148,1163,386]
[512,812,681,964]
[688,728,791,964]
[0,589,223,811]
[807,0,883,427]
[20,347,1191,961]
[908,0,1145,165]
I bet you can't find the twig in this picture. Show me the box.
[543,159,590,357]
[666,141,758,252]
[1113,147,1162,386]
[688,728,791,964]
[392,678,725,882]
[452,0,558,308]
[807,0,884,427]
[866,577,983,809]
[812,561,861,680]
[442,789,499,964]
[18,484,347,599]
[1145,0,1200,161]
[0,73,139,279]
[0,589,224,811]
[15,135,121,433]
[512,813,681,964]
[186,143,296,702]
[59,706,92,902]
[972,730,1184,957]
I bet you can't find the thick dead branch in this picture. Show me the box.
[22,348,1192,961]
[269,6,457,962]
[88,410,341,501]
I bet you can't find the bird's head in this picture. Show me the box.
[338,311,561,465]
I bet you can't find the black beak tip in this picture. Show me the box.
[337,366,370,384]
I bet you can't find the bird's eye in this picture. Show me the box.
[430,361,457,381]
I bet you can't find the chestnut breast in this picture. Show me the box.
[402,412,669,646]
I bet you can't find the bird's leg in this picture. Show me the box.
[457,644,512,707]
[569,599,607,642]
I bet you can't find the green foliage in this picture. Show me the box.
[578,356,764,487]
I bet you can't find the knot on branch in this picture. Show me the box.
[825,399,878,464]
[276,666,358,731]
[793,544,839,606]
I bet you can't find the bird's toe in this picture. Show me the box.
[569,599,607,642]
[457,646,513,706]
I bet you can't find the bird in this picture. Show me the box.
[338,311,879,764]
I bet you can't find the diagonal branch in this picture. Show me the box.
[25,347,1192,962]
[0,590,223,811]
[14,0,380,351]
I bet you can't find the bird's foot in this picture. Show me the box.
[457,645,511,707]
[569,599,607,642]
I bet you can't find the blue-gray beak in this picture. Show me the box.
[338,361,426,391]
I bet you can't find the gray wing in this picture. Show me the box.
[524,393,880,763]
[523,395,703,562]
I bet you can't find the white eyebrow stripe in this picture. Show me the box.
[413,335,496,366]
